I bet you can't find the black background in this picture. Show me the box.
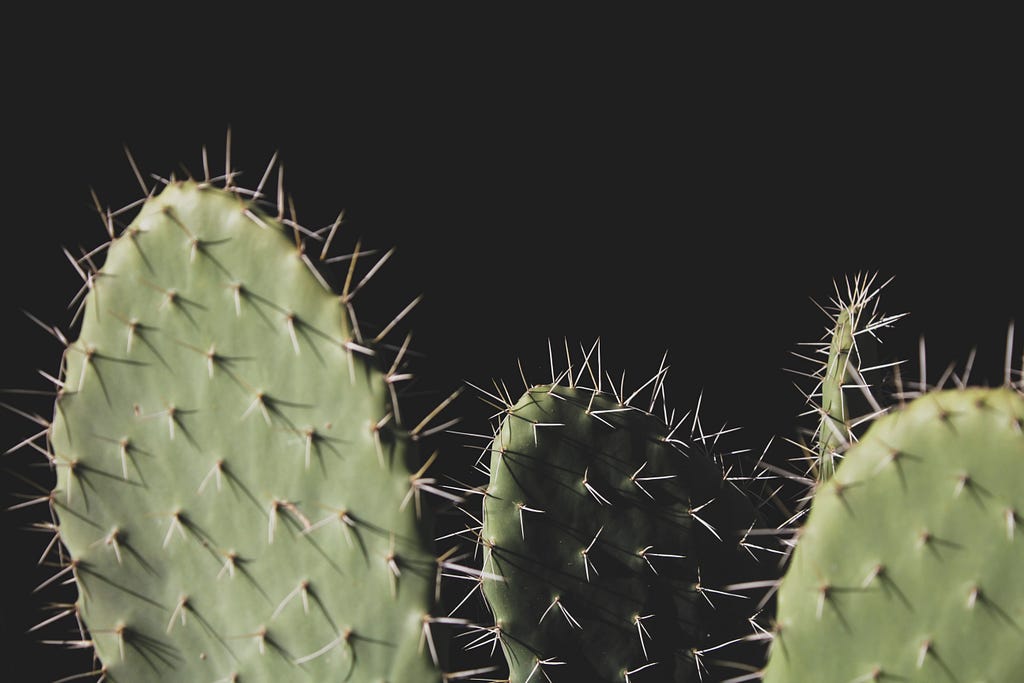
[2,14,1020,681]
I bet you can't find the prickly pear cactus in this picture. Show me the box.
[791,273,904,482]
[43,172,456,681]
[763,385,1024,681]
[473,346,778,682]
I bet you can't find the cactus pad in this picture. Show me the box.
[46,178,450,681]
[764,386,1024,682]
[474,351,777,682]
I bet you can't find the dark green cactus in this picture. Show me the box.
[32,155,470,681]
[469,344,780,682]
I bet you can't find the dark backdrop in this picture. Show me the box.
[2,16,1019,681]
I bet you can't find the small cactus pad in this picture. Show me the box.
[815,303,858,481]
[47,180,447,681]
[764,386,1024,682]
[477,359,773,682]
[794,273,903,482]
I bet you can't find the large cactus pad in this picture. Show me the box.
[48,180,445,681]
[764,386,1024,681]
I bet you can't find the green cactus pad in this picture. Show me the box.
[815,304,857,481]
[47,179,448,682]
[476,359,774,683]
[793,273,903,482]
[764,386,1024,682]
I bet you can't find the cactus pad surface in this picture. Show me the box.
[475,353,775,682]
[47,179,447,682]
[764,386,1024,682]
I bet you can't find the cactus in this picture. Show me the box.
[468,343,781,682]
[763,383,1024,681]
[8,132,1021,683]
[25,149,470,682]
[789,273,906,483]
[761,278,1024,682]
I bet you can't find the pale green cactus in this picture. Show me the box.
[763,279,1024,682]
[27,146,471,682]
[764,384,1024,681]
